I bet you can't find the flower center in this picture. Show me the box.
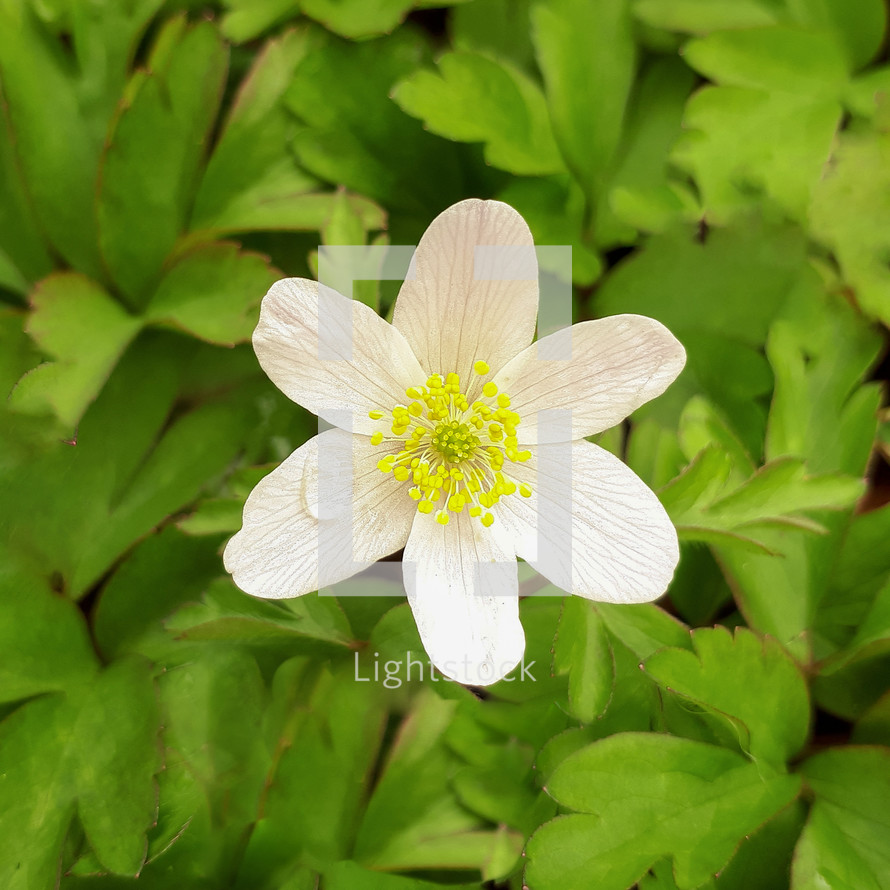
[369,360,532,528]
[431,421,478,463]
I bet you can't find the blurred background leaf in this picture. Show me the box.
[1,1,889,888]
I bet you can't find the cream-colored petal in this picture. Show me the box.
[392,199,538,386]
[494,314,686,444]
[495,440,679,603]
[254,277,427,435]
[224,430,415,599]
[403,509,524,686]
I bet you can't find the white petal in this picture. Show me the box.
[403,509,524,686]
[495,440,679,603]
[224,430,415,598]
[494,314,686,444]
[254,277,427,435]
[392,199,538,384]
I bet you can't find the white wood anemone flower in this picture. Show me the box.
[224,199,686,686]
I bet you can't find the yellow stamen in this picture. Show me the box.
[369,359,530,528]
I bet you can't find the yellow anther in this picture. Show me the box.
[371,367,531,528]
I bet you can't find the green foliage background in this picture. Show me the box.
[1,0,890,888]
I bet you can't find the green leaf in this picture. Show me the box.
[801,0,887,70]
[0,84,53,292]
[625,416,688,491]
[8,273,141,428]
[176,496,245,536]
[845,65,890,119]
[260,661,387,865]
[594,216,802,439]
[821,577,890,672]
[452,746,551,837]
[793,747,890,889]
[677,396,755,479]
[712,272,882,660]
[525,733,801,890]
[0,557,98,705]
[673,86,841,224]
[809,129,890,327]
[0,658,162,885]
[2,332,274,598]
[92,525,226,660]
[633,0,780,34]
[146,243,279,346]
[286,29,465,215]
[531,0,636,205]
[393,50,564,176]
[634,0,886,68]
[553,597,615,723]
[595,601,692,662]
[300,0,416,39]
[167,577,354,648]
[710,800,808,890]
[645,626,810,763]
[669,545,734,627]
[97,18,228,307]
[189,30,386,244]
[603,56,697,238]
[452,0,536,72]
[73,658,163,874]
[0,0,103,276]
[322,187,371,248]
[661,447,862,553]
[160,648,268,825]
[496,176,601,285]
[314,189,388,311]
[684,27,849,96]
[815,504,890,656]
[66,0,167,139]
[325,860,480,890]
[672,25,851,223]
[354,689,522,878]
[221,0,301,43]
[854,692,890,745]
[764,268,883,474]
